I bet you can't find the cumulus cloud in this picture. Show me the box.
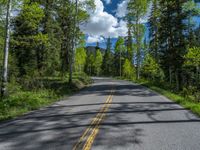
[116,0,151,23]
[116,0,129,18]
[80,0,127,43]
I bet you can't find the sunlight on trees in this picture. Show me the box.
[123,59,135,79]
[0,0,200,112]
[75,47,87,73]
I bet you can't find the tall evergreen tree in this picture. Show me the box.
[94,49,103,76]
[182,0,200,46]
[149,0,160,61]
[13,1,46,76]
[158,0,187,90]
[102,37,113,76]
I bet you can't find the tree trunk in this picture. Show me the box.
[175,69,180,91]
[69,0,78,84]
[169,67,172,85]
[136,16,140,80]
[1,0,12,97]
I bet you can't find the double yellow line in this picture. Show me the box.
[73,89,114,150]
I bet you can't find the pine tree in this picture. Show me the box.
[184,47,200,84]
[13,1,45,76]
[158,0,187,90]
[94,49,103,76]
[123,59,135,79]
[102,37,113,76]
[85,53,95,76]
[149,0,160,61]
[182,0,200,46]
[142,54,164,81]
[75,47,87,73]
[40,0,62,75]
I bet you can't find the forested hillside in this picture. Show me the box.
[0,0,200,120]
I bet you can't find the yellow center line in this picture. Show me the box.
[83,94,113,150]
[73,95,111,149]
[73,89,114,150]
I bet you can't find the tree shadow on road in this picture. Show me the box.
[0,82,200,150]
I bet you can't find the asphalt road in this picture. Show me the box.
[0,77,200,150]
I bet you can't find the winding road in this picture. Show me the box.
[0,77,200,150]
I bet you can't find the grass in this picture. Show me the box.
[113,76,200,116]
[0,73,92,121]
[134,79,200,117]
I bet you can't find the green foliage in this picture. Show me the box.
[142,54,164,81]
[115,37,125,53]
[102,37,113,76]
[149,0,160,61]
[94,49,103,76]
[85,53,95,75]
[184,47,200,85]
[0,75,91,121]
[184,47,200,67]
[20,2,44,31]
[127,0,149,19]
[127,0,149,79]
[113,37,126,76]
[75,47,87,72]
[135,79,200,116]
[183,0,200,16]
[1,0,200,121]
[148,0,189,90]
[12,2,46,76]
[123,59,135,79]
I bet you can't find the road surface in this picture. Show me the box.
[0,77,200,150]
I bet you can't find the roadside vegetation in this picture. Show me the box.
[0,0,94,121]
[0,73,92,121]
[1,0,200,120]
[136,79,200,116]
[86,0,200,116]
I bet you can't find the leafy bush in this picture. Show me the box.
[141,54,165,81]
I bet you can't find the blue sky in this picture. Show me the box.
[83,0,200,49]
[82,0,129,49]
[103,0,121,15]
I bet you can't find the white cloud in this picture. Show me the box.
[116,0,129,18]
[86,36,104,43]
[116,0,151,23]
[81,0,128,43]
[140,2,152,24]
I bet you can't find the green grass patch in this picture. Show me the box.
[0,73,92,121]
[135,79,200,117]
[115,76,200,116]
